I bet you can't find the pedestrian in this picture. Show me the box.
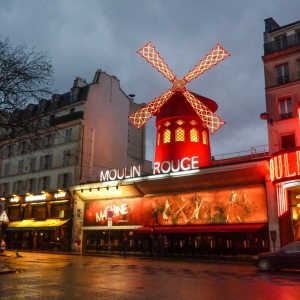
[163,235,168,258]
[122,237,128,258]
[156,234,163,257]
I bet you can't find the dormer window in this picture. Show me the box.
[70,87,80,102]
[52,94,61,108]
[39,100,47,113]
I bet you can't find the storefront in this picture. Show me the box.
[269,148,300,246]
[71,157,273,256]
[5,191,73,251]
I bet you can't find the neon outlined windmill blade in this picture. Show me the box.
[129,89,175,129]
[183,44,230,83]
[137,42,176,82]
[182,89,225,134]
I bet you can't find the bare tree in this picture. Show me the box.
[0,37,55,146]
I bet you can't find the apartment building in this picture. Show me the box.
[0,69,151,250]
[262,18,300,245]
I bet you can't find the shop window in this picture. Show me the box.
[281,134,295,149]
[276,63,289,84]
[163,129,171,143]
[202,131,208,145]
[23,205,31,219]
[190,129,198,142]
[52,204,69,218]
[32,204,46,219]
[175,128,185,142]
[278,97,292,119]
[8,205,20,220]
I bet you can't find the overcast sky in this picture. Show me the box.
[1,0,300,161]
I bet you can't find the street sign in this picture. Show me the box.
[0,210,9,223]
[107,217,112,229]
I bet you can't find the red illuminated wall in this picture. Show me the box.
[83,186,267,228]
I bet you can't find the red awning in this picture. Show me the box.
[134,223,267,234]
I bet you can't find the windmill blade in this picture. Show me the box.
[129,89,175,129]
[183,44,230,84]
[138,42,176,83]
[182,89,225,134]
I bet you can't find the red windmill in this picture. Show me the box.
[129,42,230,168]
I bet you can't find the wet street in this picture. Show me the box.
[1,252,300,300]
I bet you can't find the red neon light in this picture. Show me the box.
[130,42,229,133]
[269,150,300,182]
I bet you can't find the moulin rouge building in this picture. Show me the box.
[69,41,281,256]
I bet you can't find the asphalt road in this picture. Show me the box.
[1,251,300,300]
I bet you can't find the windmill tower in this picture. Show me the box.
[129,42,229,168]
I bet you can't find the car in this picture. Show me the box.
[0,239,5,253]
[254,241,300,271]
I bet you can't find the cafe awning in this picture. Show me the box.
[6,219,70,231]
[134,223,267,234]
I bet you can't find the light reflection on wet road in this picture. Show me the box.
[1,252,300,300]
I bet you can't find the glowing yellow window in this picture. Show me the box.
[190,120,198,125]
[164,121,171,127]
[202,131,208,145]
[175,128,185,142]
[157,133,160,146]
[163,129,171,143]
[176,120,184,125]
[190,128,198,142]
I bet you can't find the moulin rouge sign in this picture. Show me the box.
[269,150,300,183]
[99,156,200,182]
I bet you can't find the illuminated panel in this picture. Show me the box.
[190,120,197,125]
[137,42,176,82]
[157,132,160,146]
[164,121,171,127]
[163,129,171,143]
[128,89,174,129]
[176,120,184,125]
[190,128,198,142]
[202,131,208,145]
[183,44,230,83]
[175,128,185,142]
[182,89,225,133]
[277,183,288,216]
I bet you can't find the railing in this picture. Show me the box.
[276,75,289,85]
[50,111,84,126]
[264,33,300,55]
[211,145,269,166]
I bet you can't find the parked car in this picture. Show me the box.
[254,241,300,271]
[0,238,5,252]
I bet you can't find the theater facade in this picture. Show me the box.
[70,152,278,256]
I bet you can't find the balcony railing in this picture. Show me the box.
[280,112,293,119]
[264,33,300,55]
[276,75,290,85]
[50,111,84,126]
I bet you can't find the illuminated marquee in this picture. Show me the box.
[10,197,20,203]
[54,192,67,199]
[25,194,47,202]
[95,203,128,222]
[100,166,141,182]
[269,150,300,182]
[153,156,199,174]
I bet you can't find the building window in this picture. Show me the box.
[163,129,171,144]
[175,128,185,142]
[281,134,295,149]
[276,63,289,84]
[13,180,24,195]
[40,155,52,170]
[18,160,24,174]
[57,173,71,189]
[190,129,198,142]
[30,157,36,172]
[279,97,292,119]
[4,163,10,177]
[274,34,287,51]
[8,206,20,220]
[25,178,36,194]
[202,131,208,145]
[38,176,50,192]
[65,128,72,142]
[0,182,9,197]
